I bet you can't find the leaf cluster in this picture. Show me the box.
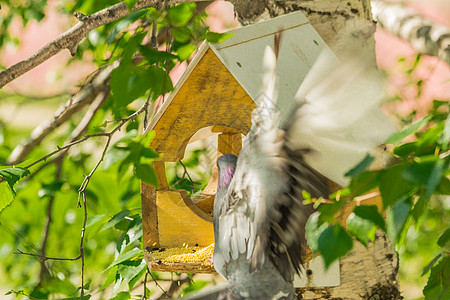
[306,101,450,299]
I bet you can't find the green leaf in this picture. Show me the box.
[379,164,414,209]
[438,227,450,248]
[348,170,379,197]
[402,156,437,186]
[423,256,450,300]
[86,214,108,228]
[139,46,178,64]
[0,181,15,213]
[147,66,174,99]
[305,213,328,252]
[345,154,375,178]
[425,158,446,199]
[206,32,234,44]
[124,0,138,10]
[353,205,386,231]
[38,181,63,198]
[411,195,430,225]
[110,291,130,300]
[176,43,197,61]
[422,254,442,276]
[103,210,131,231]
[385,115,432,144]
[168,2,196,27]
[113,130,139,146]
[387,197,412,245]
[134,164,157,186]
[172,27,192,43]
[117,259,146,287]
[100,266,118,292]
[127,262,147,290]
[347,212,376,247]
[108,248,142,269]
[104,147,130,170]
[181,280,209,296]
[0,167,30,189]
[393,142,417,158]
[438,177,450,195]
[440,113,450,148]
[317,200,346,225]
[110,63,152,109]
[318,223,353,268]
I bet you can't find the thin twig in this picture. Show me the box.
[156,274,191,300]
[149,268,170,298]
[37,157,64,287]
[173,161,201,195]
[7,62,117,165]
[15,249,81,261]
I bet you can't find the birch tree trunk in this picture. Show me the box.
[226,1,401,299]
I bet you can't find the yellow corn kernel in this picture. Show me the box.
[150,244,214,264]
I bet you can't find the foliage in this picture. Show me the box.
[306,78,450,299]
[0,1,229,299]
[1,1,449,299]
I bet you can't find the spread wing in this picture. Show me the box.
[213,37,329,282]
[213,36,396,283]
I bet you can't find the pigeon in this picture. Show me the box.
[185,34,396,300]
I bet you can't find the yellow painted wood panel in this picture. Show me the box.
[149,48,256,162]
[157,190,214,248]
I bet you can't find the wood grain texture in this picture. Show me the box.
[141,182,159,249]
[157,190,214,248]
[148,48,256,162]
[298,231,400,299]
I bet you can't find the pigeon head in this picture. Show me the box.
[217,154,238,189]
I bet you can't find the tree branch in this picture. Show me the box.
[0,0,204,88]
[372,0,450,65]
[7,62,118,165]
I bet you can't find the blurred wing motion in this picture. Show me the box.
[190,36,396,300]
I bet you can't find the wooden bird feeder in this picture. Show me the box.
[141,11,387,289]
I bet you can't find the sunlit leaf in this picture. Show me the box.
[439,113,450,147]
[108,248,143,270]
[347,212,376,247]
[124,0,138,10]
[103,210,131,231]
[117,259,146,287]
[0,167,30,189]
[305,213,328,252]
[172,27,192,43]
[385,115,432,144]
[168,2,196,27]
[0,181,15,213]
[110,291,130,300]
[206,32,233,44]
[100,266,119,292]
[176,43,197,61]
